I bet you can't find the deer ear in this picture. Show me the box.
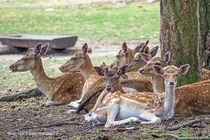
[34,43,42,55]
[40,43,49,55]
[122,42,127,52]
[163,51,171,64]
[94,66,104,76]
[144,47,149,54]
[153,65,164,75]
[140,53,150,62]
[134,45,143,54]
[82,43,88,56]
[145,40,149,46]
[178,64,190,75]
[150,46,159,57]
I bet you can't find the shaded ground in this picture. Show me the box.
[0,40,209,139]
[0,96,209,139]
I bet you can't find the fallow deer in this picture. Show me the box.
[59,43,153,112]
[110,41,148,69]
[85,64,190,127]
[85,63,153,118]
[139,52,210,116]
[9,43,85,106]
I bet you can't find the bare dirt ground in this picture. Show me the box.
[1,96,209,139]
[0,38,159,62]
[0,39,209,139]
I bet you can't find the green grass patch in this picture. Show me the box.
[0,3,160,41]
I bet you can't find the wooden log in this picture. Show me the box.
[0,88,43,102]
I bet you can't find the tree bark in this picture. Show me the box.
[0,88,43,102]
[160,0,209,86]
[199,0,210,68]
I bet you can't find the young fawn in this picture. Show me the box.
[85,64,153,120]
[85,64,190,127]
[139,52,210,116]
[9,43,85,106]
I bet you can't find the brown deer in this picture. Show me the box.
[110,41,148,69]
[9,43,85,106]
[139,52,210,116]
[85,64,190,127]
[202,68,210,80]
[84,63,152,117]
[59,43,153,112]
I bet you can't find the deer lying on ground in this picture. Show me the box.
[84,63,152,116]
[59,43,153,112]
[9,43,85,106]
[85,64,190,127]
[139,52,210,116]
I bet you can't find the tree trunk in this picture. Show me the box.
[199,1,210,68]
[159,0,209,86]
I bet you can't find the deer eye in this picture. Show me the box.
[22,58,28,61]
[163,74,167,78]
[154,63,161,66]
[176,74,179,77]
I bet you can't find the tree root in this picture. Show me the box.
[167,133,210,140]
[0,88,43,102]
[167,118,210,131]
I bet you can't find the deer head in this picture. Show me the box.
[59,43,89,73]
[153,64,190,88]
[9,43,49,72]
[139,51,171,77]
[94,63,127,92]
[127,42,159,72]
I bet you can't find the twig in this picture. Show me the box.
[167,118,210,131]
[167,133,210,140]
[19,122,79,130]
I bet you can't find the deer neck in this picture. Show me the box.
[30,57,51,93]
[79,56,96,80]
[162,84,175,120]
[114,83,125,93]
[151,76,165,93]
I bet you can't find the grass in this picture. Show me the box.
[0,1,160,41]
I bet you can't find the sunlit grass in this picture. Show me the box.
[0,3,160,41]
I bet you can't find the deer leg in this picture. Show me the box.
[46,100,63,106]
[68,99,81,108]
[104,103,119,128]
[105,104,140,128]
[139,111,161,125]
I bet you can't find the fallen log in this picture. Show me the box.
[0,88,43,102]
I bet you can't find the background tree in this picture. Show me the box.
[159,0,209,86]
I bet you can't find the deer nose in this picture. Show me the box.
[59,66,64,71]
[139,69,144,74]
[9,64,14,70]
[106,86,111,91]
[169,81,175,86]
